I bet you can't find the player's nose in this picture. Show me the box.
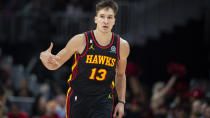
[103,18,109,24]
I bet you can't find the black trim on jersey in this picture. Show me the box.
[91,30,114,49]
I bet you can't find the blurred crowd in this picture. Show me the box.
[0,0,98,47]
[0,50,67,118]
[124,62,210,118]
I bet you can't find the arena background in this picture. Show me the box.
[0,0,209,118]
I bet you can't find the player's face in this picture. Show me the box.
[95,7,115,33]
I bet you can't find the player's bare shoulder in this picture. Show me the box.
[120,38,130,58]
[69,33,86,45]
[65,33,86,54]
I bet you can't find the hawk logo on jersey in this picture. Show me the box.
[86,55,116,67]
[110,46,116,53]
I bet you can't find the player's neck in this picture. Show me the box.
[93,29,112,41]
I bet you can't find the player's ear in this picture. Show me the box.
[94,16,97,24]
[113,18,116,26]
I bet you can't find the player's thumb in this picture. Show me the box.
[47,42,53,52]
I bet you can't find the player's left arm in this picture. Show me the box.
[113,38,130,118]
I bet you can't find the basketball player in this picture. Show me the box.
[40,0,130,118]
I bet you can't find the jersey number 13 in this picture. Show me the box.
[89,68,107,81]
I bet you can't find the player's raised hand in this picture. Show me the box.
[40,42,61,68]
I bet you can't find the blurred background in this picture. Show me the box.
[0,0,210,118]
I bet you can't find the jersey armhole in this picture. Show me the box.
[79,32,89,58]
[117,35,120,60]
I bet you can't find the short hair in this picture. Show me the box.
[96,0,118,16]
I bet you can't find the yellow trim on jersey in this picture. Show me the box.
[71,54,78,72]
[68,54,78,82]
[67,74,72,83]
[112,81,115,87]
[66,87,71,118]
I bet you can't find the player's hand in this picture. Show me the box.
[113,102,124,118]
[40,42,61,66]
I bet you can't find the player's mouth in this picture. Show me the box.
[102,26,108,29]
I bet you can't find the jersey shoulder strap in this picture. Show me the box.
[79,31,91,57]
[114,33,120,60]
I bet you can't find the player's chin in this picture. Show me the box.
[101,28,110,33]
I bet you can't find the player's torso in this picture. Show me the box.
[68,30,120,95]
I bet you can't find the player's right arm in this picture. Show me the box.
[40,34,85,70]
